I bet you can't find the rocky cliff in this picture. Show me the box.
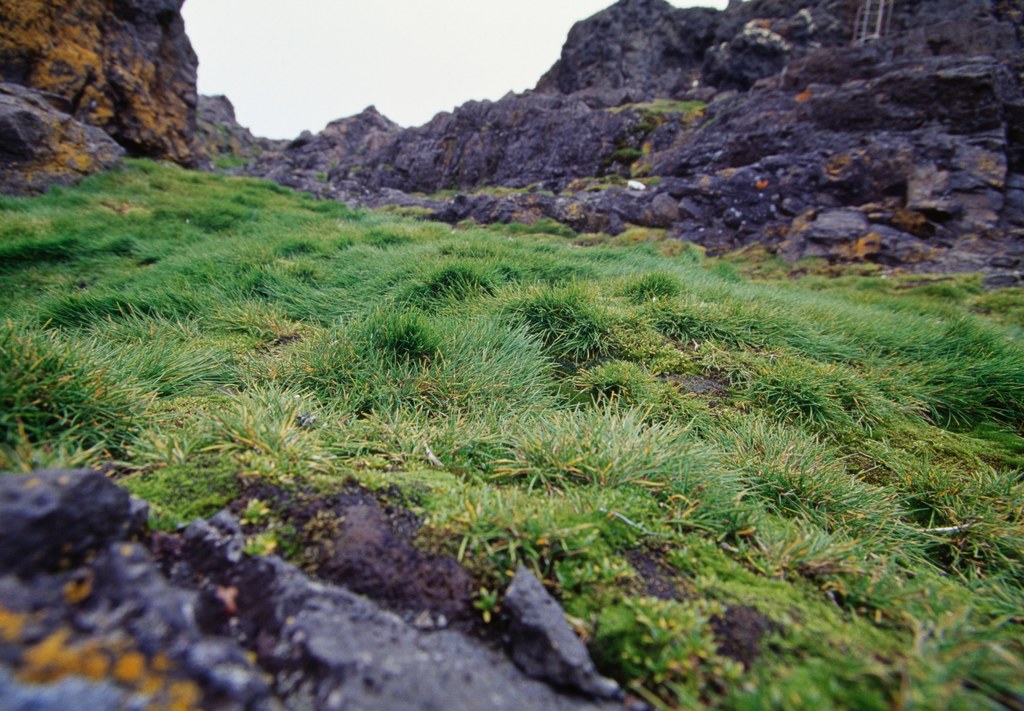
[535,0,719,97]
[0,0,199,163]
[0,0,200,193]
[242,0,1024,275]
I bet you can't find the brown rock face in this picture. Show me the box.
[0,0,199,164]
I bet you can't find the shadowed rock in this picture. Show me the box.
[536,0,719,98]
[0,468,141,574]
[0,83,124,196]
[504,567,621,700]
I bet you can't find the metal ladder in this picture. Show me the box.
[852,0,895,45]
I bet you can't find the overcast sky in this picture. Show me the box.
[182,0,729,139]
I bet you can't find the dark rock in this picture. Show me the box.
[0,668,141,711]
[180,517,621,711]
[535,0,719,98]
[0,0,199,164]
[0,469,138,575]
[183,509,246,574]
[239,0,1024,276]
[249,93,701,198]
[0,83,124,196]
[983,271,1024,288]
[703,16,795,90]
[195,95,286,170]
[504,566,620,699]
[0,471,621,711]
[248,105,401,194]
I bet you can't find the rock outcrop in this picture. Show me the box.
[505,567,620,699]
[252,95,710,199]
[643,48,1024,268]
[0,470,621,711]
[0,82,124,196]
[234,0,1024,274]
[0,0,199,165]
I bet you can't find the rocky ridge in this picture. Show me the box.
[240,0,1024,275]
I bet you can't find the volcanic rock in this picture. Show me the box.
[535,0,719,98]
[248,105,401,194]
[215,0,1024,274]
[0,82,124,196]
[0,469,141,575]
[504,567,621,699]
[0,470,620,711]
[0,0,199,164]
[196,95,286,169]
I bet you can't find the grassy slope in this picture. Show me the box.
[2,161,1023,710]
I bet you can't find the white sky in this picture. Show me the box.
[183,0,729,139]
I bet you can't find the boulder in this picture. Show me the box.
[0,82,124,195]
[0,0,199,164]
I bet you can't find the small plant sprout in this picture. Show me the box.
[474,587,500,624]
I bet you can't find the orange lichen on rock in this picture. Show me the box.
[15,625,205,709]
[62,572,94,605]
[891,208,933,238]
[0,0,199,164]
[113,650,147,685]
[0,606,27,642]
[19,629,111,683]
[850,232,882,259]
[825,153,855,180]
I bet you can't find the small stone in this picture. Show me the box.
[503,567,620,699]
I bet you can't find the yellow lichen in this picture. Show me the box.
[166,680,203,711]
[19,629,112,683]
[825,153,854,179]
[113,650,146,684]
[15,626,204,709]
[0,0,195,163]
[0,607,27,642]
[63,572,94,605]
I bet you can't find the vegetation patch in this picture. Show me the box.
[1,161,1022,710]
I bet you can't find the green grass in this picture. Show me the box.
[1,160,1023,710]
